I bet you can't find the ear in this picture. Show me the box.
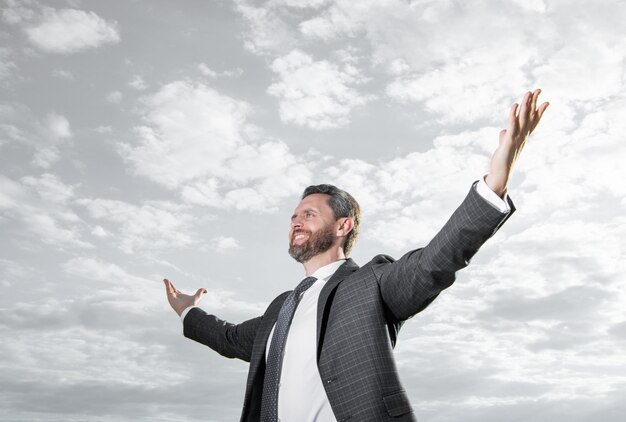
[336,217,354,237]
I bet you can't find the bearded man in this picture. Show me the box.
[165,90,549,421]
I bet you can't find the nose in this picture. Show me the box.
[291,215,303,229]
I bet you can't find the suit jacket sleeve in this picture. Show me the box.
[183,307,263,363]
[374,182,514,322]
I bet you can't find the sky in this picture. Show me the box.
[0,0,625,421]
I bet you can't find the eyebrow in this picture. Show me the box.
[291,208,318,221]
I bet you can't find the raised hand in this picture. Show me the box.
[164,278,207,316]
[485,89,549,197]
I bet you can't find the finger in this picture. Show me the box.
[518,91,532,129]
[530,102,550,133]
[164,278,174,295]
[499,129,507,145]
[536,101,549,121]
[194,288,207,299]
[530,88,541,114]
[508,103,519,134]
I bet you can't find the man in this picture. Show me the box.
[165,90,549,421]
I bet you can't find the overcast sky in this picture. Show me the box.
[1,0,625,421]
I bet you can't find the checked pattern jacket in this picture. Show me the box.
[183,182,515,421]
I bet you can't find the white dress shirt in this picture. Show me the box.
[269,260,345,422]
[180,177,509,420]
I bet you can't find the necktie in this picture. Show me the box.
[260,276,317,422]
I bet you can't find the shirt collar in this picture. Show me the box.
[310,259,346,282]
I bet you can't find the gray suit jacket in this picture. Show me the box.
[183,183,514,421]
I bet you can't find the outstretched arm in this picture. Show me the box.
[164,278,261,362]
[377,89,548,321]
[485,89,549,197]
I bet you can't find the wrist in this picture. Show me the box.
[484,173,508,198]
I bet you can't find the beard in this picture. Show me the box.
[288,223,335,263]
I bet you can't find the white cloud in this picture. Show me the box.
[0,47,16,82]
[0,174,27,211]
[45,112,72,140]
[268,49,372,129]
[51,69,74,79]
[197,62,217,78]
[128,75,147,90]
[62,257,264,314]
[105,90,123,103]
[119,80,312,211]
[63,256,151,287]
[0,258,39,287]
[31,146,59,168]
[278,0,331,8]
[25,7,120,54]
[298,0,375,40]
[21,173,75,204]
[77,198,196,254]
[1,0,35,25]
[93,125,112,133]
[214,236,241,253]
[27,212,92,249]
[323,127,496,249]
[23,113,74,168]
[91,225,109,238]
[0,123,26,147]
[121,80,250,188]
[235,0,298,53]
[0,174,91,249]
[198,62,243,78]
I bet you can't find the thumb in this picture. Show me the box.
[194,288,207,300]
[498,129,507,145]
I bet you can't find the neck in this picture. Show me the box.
[302,247,346,276]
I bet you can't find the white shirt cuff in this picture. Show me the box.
[476,176,510,213]
[180,306,196,323]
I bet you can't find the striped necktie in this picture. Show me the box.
[260,276,317,422]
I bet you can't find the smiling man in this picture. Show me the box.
[165,90,549,421]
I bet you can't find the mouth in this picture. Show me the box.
[291,232,310,245]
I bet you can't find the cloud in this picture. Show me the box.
[234,0,298,53]
[25,7,120,54]
[323,127,495,249]
[0,174,91,249]
[214,236,241,253]
[21,172,75,204]
[267,49,372,129]
[238,0,626,129]
[480,285,612,323]
[44,112,72,139]
[106,90,123,103]
[61,256,265,315]
[26,112,73,168]
[0,258,39,288]
[128,75,147,90]
[77,198,197,254]
[0,47,16,83]
[0,106,76,169]
[51,68,74,80]
[1,0,35,25]
[119,80,312,211]
[198,63,243,78]
[197,62,218,77]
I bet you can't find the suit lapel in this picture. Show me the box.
[316,258,359,359]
